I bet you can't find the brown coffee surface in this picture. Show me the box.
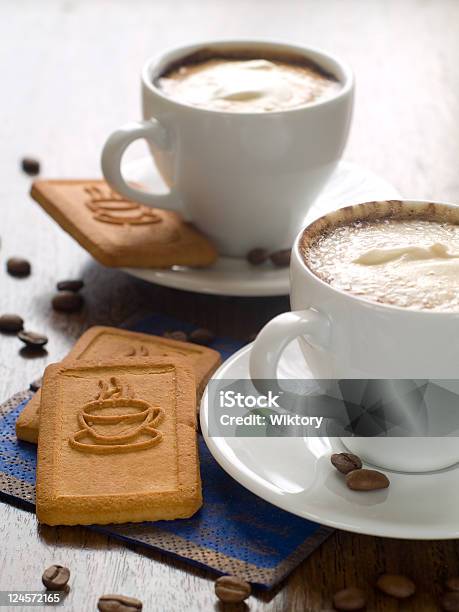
[302,214,459,311]
[156,56,339,112]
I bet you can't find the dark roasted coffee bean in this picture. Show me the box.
[270,248,291,267]
[441,591,459,611]
[21,157,40,175]
[346,468,390,491]
[97,594,142,611]
[247,248,269,266]
[164,330,188,342]
[376,574,415,599]
[52,291,84,313]
[215,575,251,603]
[247,332,257,343]
[42,565,70,590]
[6,257,31,277]
[331,452,362,474]
[0,313,24,333]
[57,279,84,292]
[18,330,48,348]
[332,586,367,610]
[189,328,215,346]
[30,378,42,392]
[447,578,459,592]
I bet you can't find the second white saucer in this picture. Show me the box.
[122,158,400,296]
[200,340,459,539]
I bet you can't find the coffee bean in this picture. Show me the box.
[447,578,459,592]
[270,248,291,267]
[376,574,415,599]
[21,157,40,176]
[215,575,251,603]
[97,594,142,611]
[441,591,459,611]
[57,279,84,292]
[189,328,215,346]
[0,313,24,333]
[52,291,84,313]
[30,378,42,392]
[164,330,188,342]
[331,452,362,474]
[42,565,70,590]
[332,586,367,610]
[345,469,390,491]
[247,332,257,343]
[18,330,48,348]
[247,248,269,266]
[6,257,31,277]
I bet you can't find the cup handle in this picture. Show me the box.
[101,119,182,212]
[249,309,331,380]
[249,309,344,423]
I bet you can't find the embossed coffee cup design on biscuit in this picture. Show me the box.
[84,185,161,226]
[69,376,164,453]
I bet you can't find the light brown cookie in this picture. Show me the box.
[16,326,221,444]
[36,357,201,525]
[15,392,41,444]
[30,180,217,268]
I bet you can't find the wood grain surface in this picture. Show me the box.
[1,1,458,610]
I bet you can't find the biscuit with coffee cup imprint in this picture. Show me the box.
[15,326,221,444]
[36,357,201,525]
[30,179,217,268]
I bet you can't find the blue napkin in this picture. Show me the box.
[0,315,332,588]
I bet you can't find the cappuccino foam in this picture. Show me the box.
[302,215,459,311]
[156,56,339,113]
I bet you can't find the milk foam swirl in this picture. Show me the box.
[157,58,340,112]
[304,218,459,311]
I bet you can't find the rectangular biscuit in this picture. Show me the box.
[36,358,201,525]
[16,326,221,444]
[30,180,217,268]
[15,392,41,444]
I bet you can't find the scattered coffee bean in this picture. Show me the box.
[189,328,215,346]
[6,257,31,277]
[345,468,390,491]
[41,565,70,591]
[270,248,291,267]
[30,378,42,392]
[247,332,257,343]
[376,574,415,599]
[0,313,24,333]
[18,330,48,348]
[441,591,459,611]
[332,586,367,610]
[164,330,188,342]
[97,594,142,611]
[21,157,40,176]
[247,248,269,266]
[52,291,84,313]
[447,578,459,592]
[56,279,84,292]
[215,575,251,603]
[331,452,362,475]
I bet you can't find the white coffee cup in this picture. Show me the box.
[250,200,459,473]
[101,40,354,257]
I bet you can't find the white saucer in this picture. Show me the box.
[200,341,459,539]
[122,158,400,296]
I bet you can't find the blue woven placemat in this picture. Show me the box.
[0,314,332,588]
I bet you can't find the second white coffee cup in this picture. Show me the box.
[250,200,459,473]
[101,40,354,257]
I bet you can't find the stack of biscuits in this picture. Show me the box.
[15,326,221,526]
